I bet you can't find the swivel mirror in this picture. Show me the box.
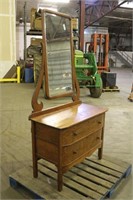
[42,10,75,99]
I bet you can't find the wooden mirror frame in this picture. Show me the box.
[31,9,80,113]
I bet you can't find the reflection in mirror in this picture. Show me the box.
[44,12,73,98]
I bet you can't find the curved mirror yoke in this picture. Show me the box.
[31,10,80,112]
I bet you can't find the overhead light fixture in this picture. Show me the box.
[38,7,58,12]
[37,3,58,12]
[119,1,133,8]
[42,0,70,3]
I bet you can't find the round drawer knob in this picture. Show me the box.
[73,132,78,136]
[73,151,77,154]
[98,121,102,124]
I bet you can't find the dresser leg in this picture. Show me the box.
[31,122,38,178]
[98,147,103,159]
[57,170,63,191]
[98,124,104,159]
[33,157,38,178]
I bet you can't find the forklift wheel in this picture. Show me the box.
[90,87,102,98]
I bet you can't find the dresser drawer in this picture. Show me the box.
[62,129,102,166]
[36,138,58,164]
[62,114,104,145]
[35,122,59,145]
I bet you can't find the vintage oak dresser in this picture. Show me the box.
[29,9,107,191]
[30,103,107,191]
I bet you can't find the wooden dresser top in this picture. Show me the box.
[31,103,107,129]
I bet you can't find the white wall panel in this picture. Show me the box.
[0,0,16,78]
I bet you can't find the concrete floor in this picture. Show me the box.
[0,67,133,199]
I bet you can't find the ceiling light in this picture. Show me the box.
[43,0,70,3]
[38,7,58,12]
[119,1,133,8]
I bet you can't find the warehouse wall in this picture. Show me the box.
[0,0,16,78]
[110,34,132,51]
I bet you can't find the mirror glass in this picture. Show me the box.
[44,12,73,98]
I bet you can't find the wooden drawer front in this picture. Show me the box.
[36,139,58,164]
[62,130,101,166]
[35,123,59,145]
[62,114,104,145]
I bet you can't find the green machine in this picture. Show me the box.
[75,50,102,98]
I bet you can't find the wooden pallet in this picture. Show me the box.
[9,155,132,200]
[102,86,120,92]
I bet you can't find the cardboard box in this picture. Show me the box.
[31,38,42,46]
[34,17,42,30]
[30,8,37,30]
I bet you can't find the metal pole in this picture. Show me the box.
[23,2,27,62]
[17,66,21,83]
[79,0,85,51]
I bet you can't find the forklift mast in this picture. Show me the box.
[86,33,109,73]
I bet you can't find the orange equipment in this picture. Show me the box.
[85,33,109,73]
[92,33,109,72]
